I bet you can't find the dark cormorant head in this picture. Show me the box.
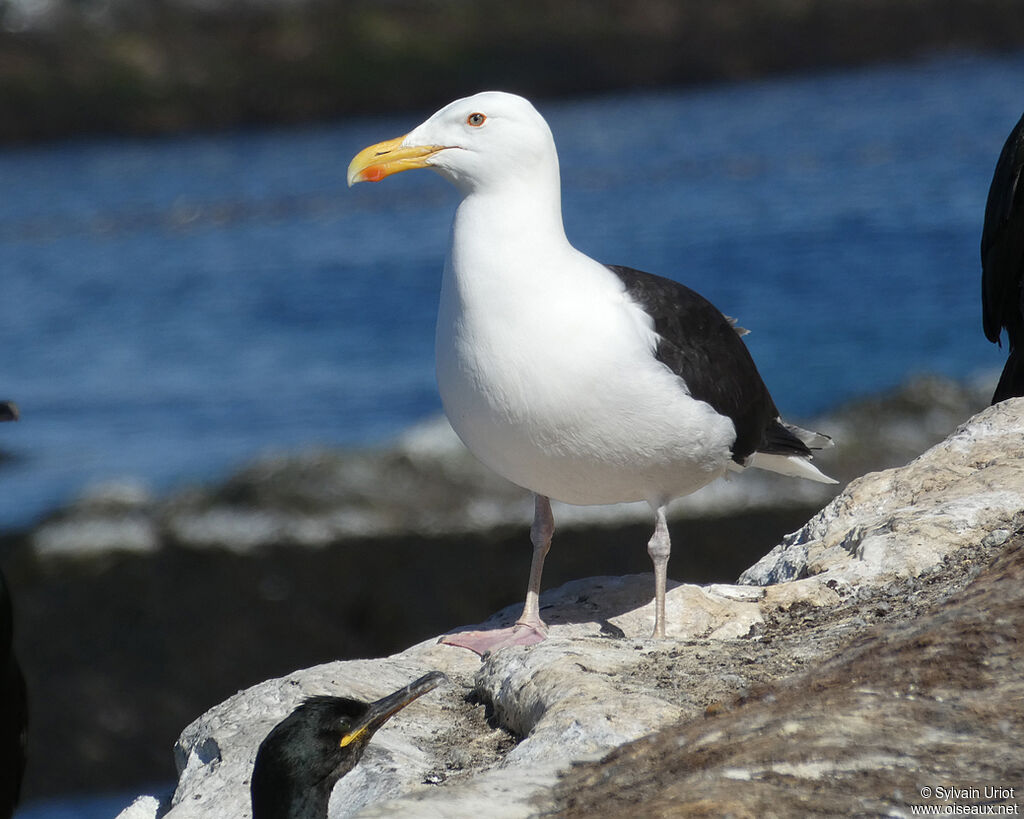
[250,671,446,819]
[0,402,17,422]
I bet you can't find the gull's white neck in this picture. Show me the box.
[447,168,571,283]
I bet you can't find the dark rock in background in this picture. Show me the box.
[1,0,1024,143]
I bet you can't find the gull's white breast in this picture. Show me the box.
[435,240,736,506]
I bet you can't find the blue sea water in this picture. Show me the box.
[1,52,1022,533]
[15,789,165,819]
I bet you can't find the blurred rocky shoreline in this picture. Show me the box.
[18,374,991,558]
[2,0,1024,143]
[0,375,994,800]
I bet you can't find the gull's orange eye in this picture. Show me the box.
[467,113,486,127]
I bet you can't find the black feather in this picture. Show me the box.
[981,112,1024,403]
[608,265,811,463]
[0,569,27,819]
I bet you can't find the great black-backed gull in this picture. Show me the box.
[348,92,835,654]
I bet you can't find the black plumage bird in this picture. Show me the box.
[982,112,1024,404]
[1,402,26,819]
[0,569,27,819]
[250,671,446,819]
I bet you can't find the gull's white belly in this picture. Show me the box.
[435,262,736,506]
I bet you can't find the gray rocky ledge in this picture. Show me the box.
[742,396,1024,586]
[121,398,1024,817]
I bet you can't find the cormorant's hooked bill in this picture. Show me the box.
[251,671,446,819]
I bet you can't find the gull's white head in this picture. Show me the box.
[348,91,559,195]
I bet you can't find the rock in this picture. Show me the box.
[162,652,482,819]
[31,479,160,556]
[442,574,766,643]
[123,398,1022,818]
[75,479,154,509]
[741,398,1024,586]
[130,574,767,819]
[118,795,162,819]
[552,534,1024,817]
[32,515,159,557]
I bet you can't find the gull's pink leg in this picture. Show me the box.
[441,495,554,655]
[647,504,670,639]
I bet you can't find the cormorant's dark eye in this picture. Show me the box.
[467,113,486,127]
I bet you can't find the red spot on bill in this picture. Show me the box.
[358,165,388,183]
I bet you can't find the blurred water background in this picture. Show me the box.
[1,50,1020,536]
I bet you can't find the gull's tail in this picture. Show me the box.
[735,419,838,484]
